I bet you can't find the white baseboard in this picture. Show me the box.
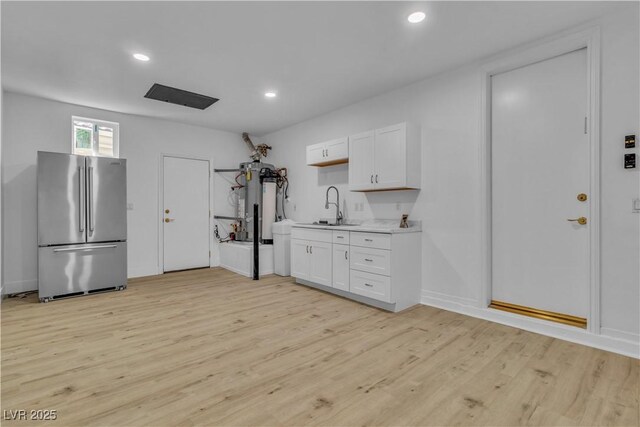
[128,267,160,279]
[422,290,640,359]
[3,279,38,294]
[601,327,640,343]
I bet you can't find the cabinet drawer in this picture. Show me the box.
[350,232,391,250]
[291,228,332,243]
[332,230,350,244]
[350,246,390,276]
[350,270,392,303]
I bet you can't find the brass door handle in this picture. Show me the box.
[567,217,587,225]
[164,218,174,223]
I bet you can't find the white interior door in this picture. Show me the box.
[491,48,589,321]
[163,156,210,272]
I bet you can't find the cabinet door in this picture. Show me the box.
[348,131,375,191]
[332,244,350,291]
[291,239,310,280]
[325,137,348,163]
[374,123,406,189]
[309,241,332,286]
[306,143,326,166]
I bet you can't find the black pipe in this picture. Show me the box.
[253,203,259,280]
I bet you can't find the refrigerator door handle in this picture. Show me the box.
[79,166,85,232]
[87,166,94,232]
[53,245,118,253]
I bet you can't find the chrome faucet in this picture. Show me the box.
[325,186,343,225]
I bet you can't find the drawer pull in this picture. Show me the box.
[364,258,373,262]
[364,239,373,242]
[337,236,344,239]
[364,283,373,287]
[345,251,348,260]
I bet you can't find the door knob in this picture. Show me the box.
[577,193,587,202]
[165,209,170,214]
[164,218,174,223]
[567,217,587,225]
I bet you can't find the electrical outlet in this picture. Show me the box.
[624,153,636,169]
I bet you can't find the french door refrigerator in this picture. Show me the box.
[37,151,127,302]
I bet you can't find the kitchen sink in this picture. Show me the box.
[297,222,358,227]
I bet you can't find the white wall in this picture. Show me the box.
[2,92,249,293]
[265,7,639,345]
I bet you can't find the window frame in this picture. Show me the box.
[71,116,120,158]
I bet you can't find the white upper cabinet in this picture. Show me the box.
[374,124,407,189]
[306,137,349,166]
[348,122,420,192]
[347,131,375,191]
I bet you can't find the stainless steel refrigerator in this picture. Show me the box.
[37,151,127,302]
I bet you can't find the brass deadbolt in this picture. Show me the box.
[165,209,170,214]
[577,193,587,202]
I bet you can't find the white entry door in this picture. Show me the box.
[491,48,589,323]
[163,156,210,272]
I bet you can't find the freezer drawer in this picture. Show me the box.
[38,242,127,300]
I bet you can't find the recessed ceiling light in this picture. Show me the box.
[407,11,426,24]
[133,53,150,61]
[264,91,277,98]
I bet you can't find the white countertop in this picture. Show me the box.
[291,219,421,234]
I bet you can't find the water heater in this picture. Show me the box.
[235,161,276,243]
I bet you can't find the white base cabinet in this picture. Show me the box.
[308,241,332,286]
[291,229,332,286]
[332,244,350,291]
[291,239,311,280]
[291,227,422,312]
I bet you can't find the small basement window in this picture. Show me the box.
[72,116,119,157]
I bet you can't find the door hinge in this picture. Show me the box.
[209,250,211,257]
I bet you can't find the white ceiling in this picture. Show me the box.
[1,1,628,135]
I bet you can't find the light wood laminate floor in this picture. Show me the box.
[1,268,638,426]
